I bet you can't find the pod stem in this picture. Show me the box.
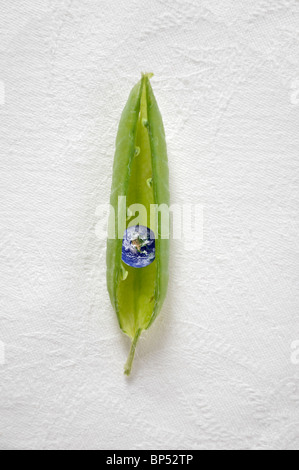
[124,329,142,376]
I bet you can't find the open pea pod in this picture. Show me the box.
[106,74,169,375]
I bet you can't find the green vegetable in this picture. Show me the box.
[106,73,170,375]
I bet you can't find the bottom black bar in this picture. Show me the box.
[97,451,198,465]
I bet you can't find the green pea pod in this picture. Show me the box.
[106,73,169,375]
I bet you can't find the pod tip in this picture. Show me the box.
[141,72,154,80]
[124,329,142,376]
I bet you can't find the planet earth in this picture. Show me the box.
[122,225,155,268]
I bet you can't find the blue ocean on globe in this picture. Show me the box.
[122,225,155,268]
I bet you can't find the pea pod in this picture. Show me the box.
[106,74,170,375]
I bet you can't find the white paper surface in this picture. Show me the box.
[0,0,299,450]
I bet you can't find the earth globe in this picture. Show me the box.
[122,225,155,268]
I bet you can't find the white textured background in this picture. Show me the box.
[0,0,299,451]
